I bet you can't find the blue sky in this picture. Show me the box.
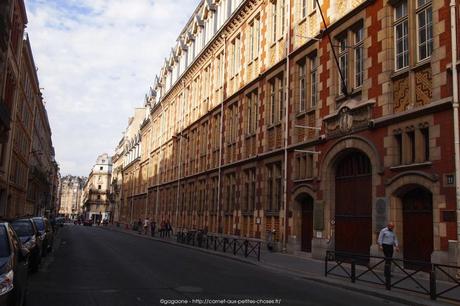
[25,0,200,176]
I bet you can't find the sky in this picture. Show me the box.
[24,0,200,176]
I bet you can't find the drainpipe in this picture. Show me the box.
[450,0,460,249]
[175,80,186,229]
[282,0,292,253]
[155,103,165,225]
[217,34,227,234]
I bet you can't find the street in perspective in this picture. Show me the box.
[1,0,460,305]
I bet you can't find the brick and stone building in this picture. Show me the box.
[114,0,460,266]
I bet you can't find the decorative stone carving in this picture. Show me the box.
[323,99,375,137]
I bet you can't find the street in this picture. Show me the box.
[27,225,403,306]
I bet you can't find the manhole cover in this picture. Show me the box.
[175,286,203,293]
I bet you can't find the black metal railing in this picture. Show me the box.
[325,251,460,302]
[176,230,261,261]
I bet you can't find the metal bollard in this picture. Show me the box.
[430,267,437,300]
[351,260,356,283]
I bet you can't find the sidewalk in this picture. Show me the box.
[100,224,454,306]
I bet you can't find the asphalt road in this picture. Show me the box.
[27,225,402,306]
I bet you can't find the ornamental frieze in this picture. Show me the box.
[323,99,375,137]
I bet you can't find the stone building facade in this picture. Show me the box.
[82,153,112,222]
[114,0,460,266]
[59,175,86,219]
[0,0,58,218]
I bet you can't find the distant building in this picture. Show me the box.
[82,154,112,223]
[59,175,86,219]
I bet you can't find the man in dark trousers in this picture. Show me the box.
[378,222,400,258]
[150,221,156,237]
[378,222,400,280]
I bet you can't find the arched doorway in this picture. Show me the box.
[335,151,372,255]
[401,187,433,265]
[296,194,314,252]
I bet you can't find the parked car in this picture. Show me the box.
[31,217,54,255]
[0,222,29,306]
[83,219,93,226]
[55,217,65,227]
[10,219,42,272]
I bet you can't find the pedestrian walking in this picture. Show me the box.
[143,217,150,235]
[166,220,172,237]
[378,222,399,279]
[378,222,399,258]
[150,221,156,237]
[137,218,142,234]
[160,220,166,238]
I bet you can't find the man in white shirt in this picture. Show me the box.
[143,218,150,235]
[378,222,400,259]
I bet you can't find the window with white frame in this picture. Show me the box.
[214,9,219,34]
[183,50,188,68]
[417,0,432,61]
[354,26,364,88]
[394,0,409,70]
[299,61,306,113]
[310,54,318,108]
[338,36,348,95]
[231,35,241,77]
[272,1,277,42]
[301,0,307,19]
[278,75,284,121]
[216,51,224,89]
[202,25,206,48]
[246,90,258,134]
[280,0,286,38]
[248,16,260,61]
[227,0,232,17]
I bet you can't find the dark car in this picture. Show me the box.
[55,217,65,227]
[83,219,93,226]
[31,217,54,255]
[0,222,29,306]
[10,219,42,272]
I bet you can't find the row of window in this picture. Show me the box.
[153,0,434,146]
[394,0,433,70]
[161,0,244,94]
[153,163,284,215]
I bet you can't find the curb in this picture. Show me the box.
[100,226,449,306]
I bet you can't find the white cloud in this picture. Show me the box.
[25,0,199,176]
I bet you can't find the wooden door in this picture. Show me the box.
[300,196,313,252]
[335,152,372,255]
[403,188,433,266]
